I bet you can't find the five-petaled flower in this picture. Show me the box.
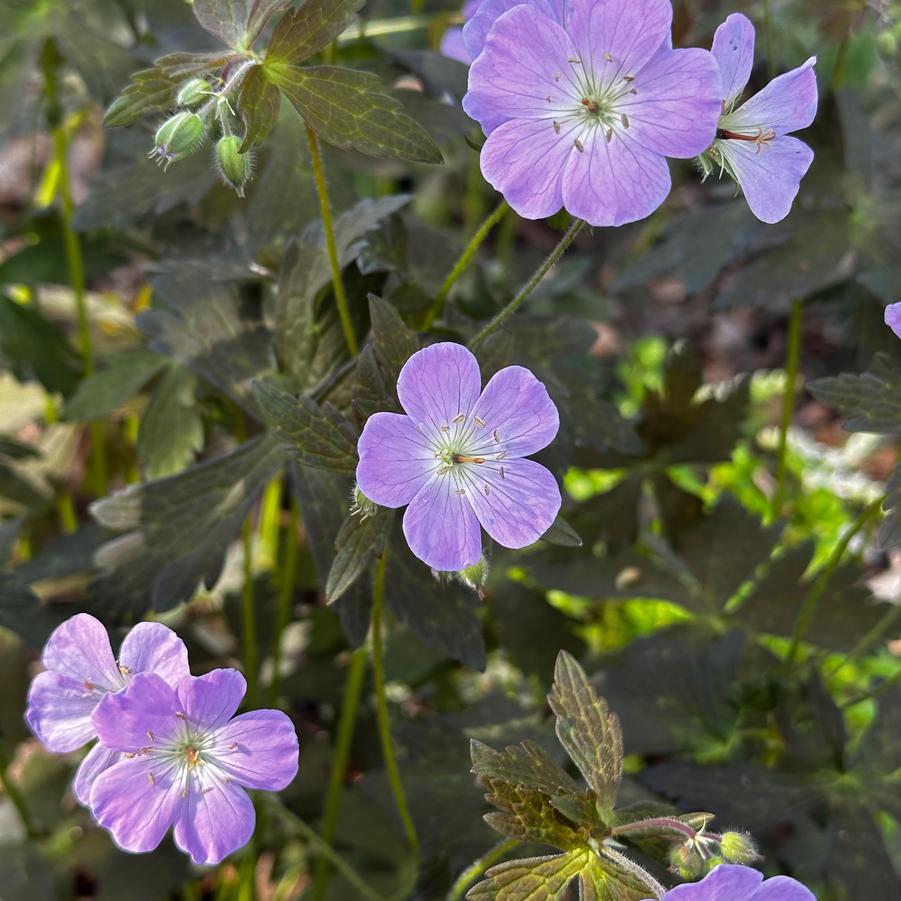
[355,342,561,572]
[25,613,189,805]
[462,0,722,226]
[89,669,299,865]
[703,13,818,224]
[645,864,815,901]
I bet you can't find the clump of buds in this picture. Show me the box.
[215,135,255,197]
[176,77,213,108]
[149,111,207,169]
[668,828,760,879]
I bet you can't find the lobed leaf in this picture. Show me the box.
[104,67,179,127]
[192,0,291,48]
[467,851,588,900]
[266,0,365,66]
[325,507,392,603]
[63,350,166,421]
[238,64,281,150]
[809,355,901,435]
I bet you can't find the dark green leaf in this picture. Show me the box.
[238,64,281,150]
[809,354,901,435]
[579,847,666,901]
[193,0,291,47]
[467,851,587,900]
[367,294,418,388]
[879,465,901,550]
[540,514,582,547]
[471,738,582,799]
[104,67,179,128]
[325,507,391,602]
[266,0,364,65]
[63,350,166,421]
[154,51,239,79]
[0,572,64,647]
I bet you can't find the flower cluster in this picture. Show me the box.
[26,614,299,865]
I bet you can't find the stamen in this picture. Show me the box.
[493,430,501,443]
[175,711,186,720]
[606,128,614,143]
[553,121,561,134]
[203,786,215,794]
[453,414,465,424]
[499,466,505,480]
[146,730,154,741]
[604,52,614,62]
[621,114,630,128]
[456,488,465,496]
[567,56,581,64]
[118,664,131,675]
[554,72,561,81]
[483,485,491,496]
[496,451,507,461]
[125,752,135,759]
[474,416,486,427]
[146,772,155,785]
[624,74,635,82]
[437,465,450,476]
[440,424,449,432]
[581,98,599,113]
[84,680,95,692]
[574,138,585,152]
[453,455,485,464]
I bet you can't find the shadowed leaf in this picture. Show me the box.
[265,0,364,65]
[238,64,281,150]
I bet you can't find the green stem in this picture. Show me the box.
[785,495,885,664]
[337,13,462,43]
[269,501,299,706]
[424,200,509,329]
[446,839,519,901]
[305,126,358,357]
[828,603,901,679]
[770,298,803,522]
[469,218,586,350]
[0,744,38,839]
[241,517,258,707]
[371,550,417,853]
[841,668,901,708]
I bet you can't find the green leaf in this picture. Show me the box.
[104,67,179,128]
[467,850,587,900]
[325,507,391,602]
[809,355,901,435]
[63,350,166,421]
[579,847,665,901]
[471,738,582,800]
[540,514,582,547]
[238,64,281,150]
[0,571,64,647]
[193,0,291,47]
[266,0,364,65]
[367,294,418,387]
[154,51,239,79]
[548,651,623,815]
[268,64,443,163]
[251,379,358,474]
[880,464,901,549]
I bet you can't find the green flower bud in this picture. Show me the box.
[215,135,254,197]
[350,485,380,521]
[176,77,213,108]
[149,111,206,169]
[460,556,489,592]
[669,842,705,880]
[720,831,759,864]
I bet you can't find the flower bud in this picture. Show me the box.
[669,842,705,880]
[215,135,254,197]
[459,556,489,592]
[176,78,212,108]
[720,831,760,864]
[350,485,380,521]
[149,112,206,169]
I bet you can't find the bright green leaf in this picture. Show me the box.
[467,850,588,900]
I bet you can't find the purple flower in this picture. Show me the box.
[462,0,722,226]
[885,302,901,339]
[89,669,299,865]
[355,342,561,572]
[706,13,818,224]
[647,864,815,901]
[25,613,189,805]
[440,0,483,64]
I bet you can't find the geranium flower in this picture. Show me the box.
[462,0,722,226]
[25,613,189,805]
[704,13,818,223]
[89,669,299,865]
[355,342,561,571]
[440,0,483,64]
[884,302,901,338]
[646,864,815,900]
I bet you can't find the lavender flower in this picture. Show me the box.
[885,302,901,339]
[440,0,483,64]
[25,613,189,805]
[647,864,815,901]
[355,342,561,571]
[462,0,722,226]
[89,669,299,865]
[703,13,818,223]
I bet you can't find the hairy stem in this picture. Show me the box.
[241,516,257,707]
[446,839,520,901]
[469,218,586,350]
[771,298,803,522]
[0,744,38,839]
[612,816,710,841]
[269,500,299,706]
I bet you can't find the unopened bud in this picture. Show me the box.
[149,112,206,169]
[215,135,254,197]
[720,831,759,864]
[669,842,705,880]
[350,485,379,521]
[176,78,212,107]
[459,556,489,591]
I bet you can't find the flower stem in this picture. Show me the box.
[305,126,358,357]
[371,549,418,853]
[0,744,38,839]
[241,516,258,707]
[424,200,510,329]
[269,500,299,706]
[469,218,586,350]
[446,839,519,901]
[612,816,708,841]
[770,298,803,522]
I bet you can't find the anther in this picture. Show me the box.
[567,56,581,64]
[496,451,507,461]
[581,98,599,113]
[456,488,465,496]
[83,680,95,692]
[175,711,186,720]
[604,52,614,62]
[124,752,135,759]
[493,429,500,443]
[146,730,154,741]
[554,72,561,81]
[453,414,465,424]
[181,788,188,799]
[229,742,238,750]
[499,466,505,480]
[574,138,585,152]
[606,128,614,143]
[546,95,552,103]
[203,787,215,794]
[474,416,486,427]
[621,114,630,128]
[146,772,155,785]
[553,121,561,134]
[440,424,450,432]
[624,74,635,82]
[118,664,131,675]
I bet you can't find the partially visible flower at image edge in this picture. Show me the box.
[702,13,818,224]
[89,669,299,865]
[355,342,561,572]
[25,612,189,805]
[884,302,901,339]
[645,864,816,901]
[440,0,483,63]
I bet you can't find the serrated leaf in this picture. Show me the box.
[266,0,364,65]
[154,51,239,79]
[467,850,587,900]
[471,739,582,799]
[809,355,901,435]
[193,0,291,47]
[548,651,623,814]
[63,350,166,421]
[325,507,391,602]
[238,64,281,150]
[104,67,179,127]
[367,294,418,386]
[268,64,443,163]
[579,847,664,901]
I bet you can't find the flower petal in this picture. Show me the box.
[711,13,756,107]
[173,772,255,865]
[562,125,671,226]
[661,864,764,900]
[463,0,566,63]
[41,613,122,692]
[212,710,300,790]
[463,5,579,135]
[718,134,814,224]
[458,458,560,549]
[396,343,482,436]
[118,621,189,687]
[885,302,901,339]
[567,0,672,88]
[753,876,816,901]
[73,742,122,806]
[403,475,483,571]
[90,754,182,854]
[468,365,559,457]
[618,47,722,158]
[440,27,470,64]
[177,669,246,732]
[26,670,101,752]
[92,672,181,753]
[724,57,818,137]
[356,412,438,508]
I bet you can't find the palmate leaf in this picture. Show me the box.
[265,0,365,66]
[467,850,588,900]
[103,67,179,128]
[193,0,291,48]
[579,848,665,901]
[238,64,281,150]
[809,354,901,435]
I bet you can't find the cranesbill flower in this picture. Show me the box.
[646,864,815,900]
[90,669,299,865]
[884,302,901,338]
[440,0,483,64]
[703,13,818,224]
[25,613,189,804]
[462,0,722,226]
[355,342,561,572]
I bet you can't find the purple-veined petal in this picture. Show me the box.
[661,864,764,900]
[92,672,181,753]
[567,0,672,90]
[26,670,102,752]
[90,754,183,854]
[468,365,559,458]
[73,742,122,806]
[458,458,560,549]
[356,412,438,508]
[212,709,300,791]
[118,621,189,686]
[885,302,901,339]
[561,125,671,227]
[403,475,483,571]
[177,669,246,732]
[463,0,566,62]
[41,613,122,692]
[463,5,580,135]
[753,876,816,901]
[711,13,756,107]
[173,771,255,865]
[396,343,483,436]
[618,47,722,158]
[441,27,471,64]
[724,57,818,137]
[718,134,814,224]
